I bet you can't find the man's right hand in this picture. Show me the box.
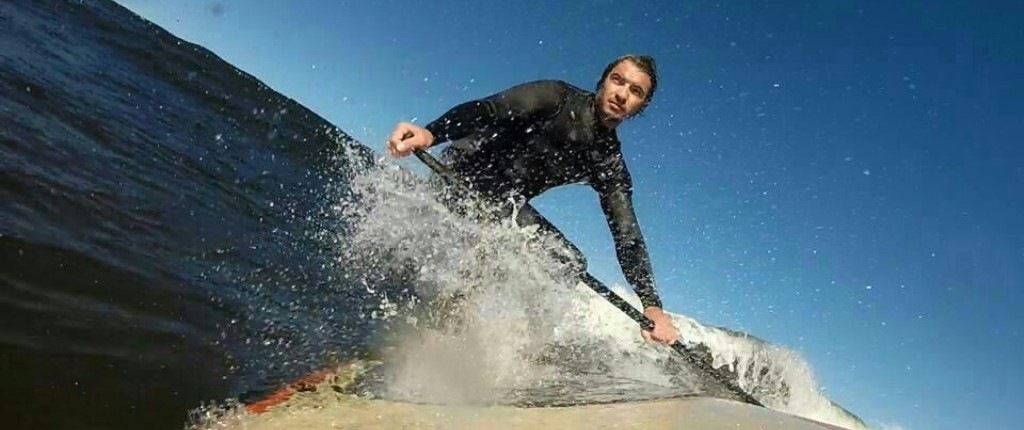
[387,122,435,157]
[640,306,679,345]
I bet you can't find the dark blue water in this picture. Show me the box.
[1,0,383,428]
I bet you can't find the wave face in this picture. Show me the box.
[1,1,865,429]
[1,0,375,428]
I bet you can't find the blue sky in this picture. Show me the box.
[114,1,1023,429]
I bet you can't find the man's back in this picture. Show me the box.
[426,80,633,202]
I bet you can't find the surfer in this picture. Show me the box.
[387,54,678,345]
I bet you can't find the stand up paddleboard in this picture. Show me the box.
[201,360,851,430]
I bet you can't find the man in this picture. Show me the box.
[386,55,678,345]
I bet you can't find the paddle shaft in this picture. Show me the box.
[578,272,763,406]
[408,146,764,407]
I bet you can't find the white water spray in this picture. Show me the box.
[329,161,870,429]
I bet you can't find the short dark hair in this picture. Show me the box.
[596,54,658,115]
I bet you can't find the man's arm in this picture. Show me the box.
[596,176,662,310]
[424,80,569,144]
[597,166,679,345]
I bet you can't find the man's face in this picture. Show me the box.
[596,60,652,122]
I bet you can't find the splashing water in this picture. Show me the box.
[331,161,592,403]
[320,160,869,429]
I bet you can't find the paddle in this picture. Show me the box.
[400,136,764,407]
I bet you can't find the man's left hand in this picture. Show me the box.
[640,307,679,345]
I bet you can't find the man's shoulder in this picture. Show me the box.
[515,79,590,97]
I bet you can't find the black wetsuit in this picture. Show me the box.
[424,79,662,309]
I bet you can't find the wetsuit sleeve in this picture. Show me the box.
[424,80,568,144]
[595,157,663,310]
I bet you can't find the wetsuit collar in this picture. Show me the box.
[588,93,619,132]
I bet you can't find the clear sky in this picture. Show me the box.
[114,1,1023,429]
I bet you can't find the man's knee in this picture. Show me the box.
[513,204,589,274]
[552,240,588,275]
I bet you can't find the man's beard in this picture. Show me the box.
[597,100,626,124]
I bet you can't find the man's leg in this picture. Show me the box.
[511,203,589,276]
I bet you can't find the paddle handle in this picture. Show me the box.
[396,130,461,183]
